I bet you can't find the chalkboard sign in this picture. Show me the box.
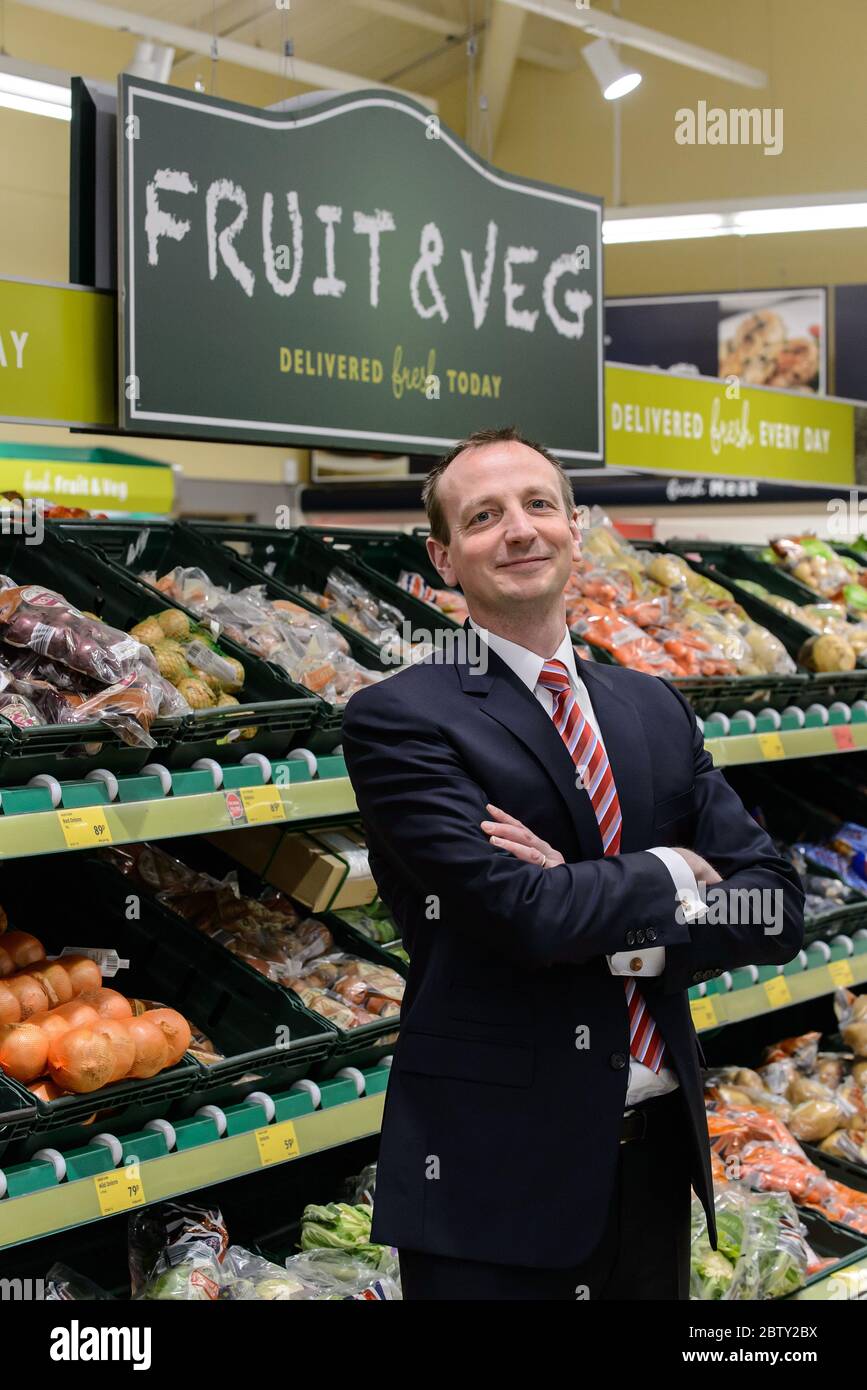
[118,78,603,460]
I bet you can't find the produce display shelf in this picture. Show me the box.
[705,723,867,767]
[790,1254,867,1300]
[0,761,358,859]
[689,943,867,1033]
[0,1070,388,1251]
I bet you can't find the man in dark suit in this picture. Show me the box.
[341,426,805,1300]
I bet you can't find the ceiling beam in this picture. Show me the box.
[498,0,767,88]
[347,0,575,75]
[12,0,438,106]
[476,0,525,150]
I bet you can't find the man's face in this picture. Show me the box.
[426,440,581,619]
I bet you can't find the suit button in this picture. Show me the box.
[625,931,636,947]
[629,957,643,972]
[610,1052,628,1070]
[636,929,646,945]
[646,928,657,943]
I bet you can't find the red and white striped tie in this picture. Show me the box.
[538,659,667,1074]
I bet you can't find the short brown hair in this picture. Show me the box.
[422,425,575,544]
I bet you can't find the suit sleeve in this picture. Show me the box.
[341,679,693,971]
[657,683,805,995]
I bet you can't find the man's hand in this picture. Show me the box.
[671,847,722,885]
[481,803,565,869]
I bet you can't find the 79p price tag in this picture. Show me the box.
[94,1170,145,1216]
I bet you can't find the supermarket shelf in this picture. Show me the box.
[0,1085,385,1251]
[791,1255,867,1300]
[706,724,867,767]
[0,774,359,860]
[689,950,867,1033]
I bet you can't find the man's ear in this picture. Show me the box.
[568,508,583,565]
[426,535,457,587]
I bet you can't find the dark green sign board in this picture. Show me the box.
[118,77,603,460]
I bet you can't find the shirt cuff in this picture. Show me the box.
[647,845,708,923]
[607,947,666,977]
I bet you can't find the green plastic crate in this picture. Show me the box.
[50,520,320,765]
[666,539,867,707]
[143,834,407,1077]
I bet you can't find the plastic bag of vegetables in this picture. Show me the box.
[218,1245,316,1300]
[284,1246,401,1300]
[128,1200,229,1299]
[690,1187,812,1300]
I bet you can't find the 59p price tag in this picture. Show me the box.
[94,1170,145,1216]
[255,1120,300,1167]
[58,807,113,849]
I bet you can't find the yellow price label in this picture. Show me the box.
[239,786,287,825]
[829,959,855,988]
[764,975,793,1008]
[94,1170,145,1216]
[255,1119,300,1166]
[758,733,786,761]
[58,806,113,849]
[690,996,718,1030]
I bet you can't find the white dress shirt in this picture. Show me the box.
[469,618,702,1106]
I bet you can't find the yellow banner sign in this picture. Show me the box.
[605,364,854,485]
[0,278,115,428]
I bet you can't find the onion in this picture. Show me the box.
[0,944,14,977]
[27,1079,64,1102]
[30,1000,100,1042]
[141,1008,191,1066]
[47,1027,116,1093]
[4,975,50,1020]
[79,988,133,1020]
[60,955,102,994]
[0,982,21,1025]
[124,1016,170,1078]
[0,1022,49,1082]
[2,932,46,967]
[21,962,74,1008]
[94,1018,136,1083]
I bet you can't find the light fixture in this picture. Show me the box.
[125,41,175,84]
[582,37,641,101]
[603,194,867,244]
[0,55,70,120]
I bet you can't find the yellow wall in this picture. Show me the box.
[488,0,867,295]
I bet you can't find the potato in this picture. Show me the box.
[788,1100,843,1142]
[787,1073,833,1105]
[843,1022,867,1057]
[799,633,856,672]
[734,1068,765,1091]
[716,1085,753,1108]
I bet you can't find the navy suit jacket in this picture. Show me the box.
[341,630,805,1268]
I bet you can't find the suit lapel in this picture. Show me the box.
[458,623,655,857]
